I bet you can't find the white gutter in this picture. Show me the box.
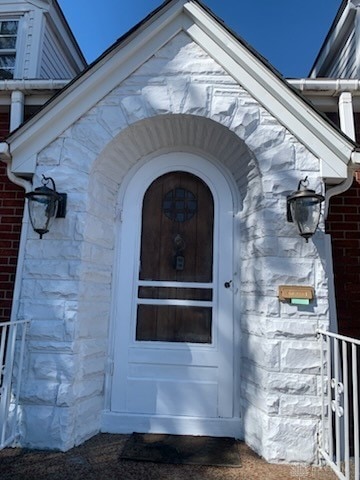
[288,78,360,94]
[288,78,360,217]
[0,79,69,91]
[0,143,32,326]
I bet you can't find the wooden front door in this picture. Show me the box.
[109,153,236,437]
[137,172,214,344]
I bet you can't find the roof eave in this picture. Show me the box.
[5,0,356,184]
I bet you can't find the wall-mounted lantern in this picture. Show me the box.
[287,177,325,242]
[25,175,67,239]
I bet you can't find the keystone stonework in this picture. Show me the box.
[17,32,329,462]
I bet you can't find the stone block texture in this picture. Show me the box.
[14,32,330,463]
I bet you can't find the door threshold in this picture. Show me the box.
[101,411,242,439]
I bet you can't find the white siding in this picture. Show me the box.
[326,27,357,78]
[40,23,77,79]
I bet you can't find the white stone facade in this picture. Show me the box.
[17,32,329,463]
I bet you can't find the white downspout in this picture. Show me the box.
[338,92,356,141]
[325,91,356,216]
[10,91,24,132]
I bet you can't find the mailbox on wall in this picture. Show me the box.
[278,286,314,305]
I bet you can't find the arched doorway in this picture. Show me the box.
[104,152,239,437]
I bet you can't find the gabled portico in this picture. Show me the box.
[1,0,359,464]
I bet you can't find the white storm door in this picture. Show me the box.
[111,153,234,428]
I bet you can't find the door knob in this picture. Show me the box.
[224,280,232,289]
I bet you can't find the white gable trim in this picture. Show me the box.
[5,0,356,182]
[8,2,189,174]
[184,2,353,182]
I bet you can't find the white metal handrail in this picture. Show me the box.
[318,329,360,480]
[0,319,29,449]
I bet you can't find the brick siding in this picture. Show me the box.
[0,107,42,322]
[325,113,360,338]
[0,162,23,322]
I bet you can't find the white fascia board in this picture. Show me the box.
[9,3,185,174]
[184,2,354,182]
[320,158,348,184]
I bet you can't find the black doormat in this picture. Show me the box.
[120,433,241,467]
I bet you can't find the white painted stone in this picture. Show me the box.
[266,418,318,463]
[23,259,79,279]
[34,165,89,193]
[28,320,71,342]
[182,84,210,116]
[295,143,320,172]
[142,85,172,115]
[279,395,322,417]
[25,240,83,260]
[133,32,227,76]
[82,243,114,265]
[15,30,329,464]
[28,353,77,382]
[77,340,108,358]
[120,95,148,124]
[70,261,111,284]
[281,341,321,374]
[241,334,280,371]
[241,257,315,294]
[37,138,63,166]
[267,372,318,396]
[230,105,260,139]
[241,381,279,415]
[21,380,59,404]
[22,405,76,451]
[256,143,295,173]
[71,116,112,154]
[211,90,239,126]
[77,313,110,341]
[97,105,128,137]
[79,355,106,377]
[56,376,103,407]
[241,401,268,457]
[266,319,318,339]
[18,300,65,321]
[241,316,318,340]
[245,123,286,153]
[61,137,97,174]
[74,396,103,445]
[28,340,75,353]
[280,299,329,319]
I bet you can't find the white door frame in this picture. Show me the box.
[102,151,241,438]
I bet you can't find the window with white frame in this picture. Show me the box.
[0,20,18,79]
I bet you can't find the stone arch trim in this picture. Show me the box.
[90,114,262,218]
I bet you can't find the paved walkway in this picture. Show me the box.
[0,433,338,480]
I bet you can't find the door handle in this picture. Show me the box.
[224,280,232,289]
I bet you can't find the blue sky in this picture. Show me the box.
[58,0,343,78]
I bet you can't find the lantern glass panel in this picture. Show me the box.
[28,193,59,236]
[290,196,321,238]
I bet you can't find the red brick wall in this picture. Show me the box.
[0,111,23,322]
[0,107,44,323]
[325,113,360,338]
[0,163,23,321]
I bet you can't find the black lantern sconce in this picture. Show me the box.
[25,175,67,239]
[287,177,325,242]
